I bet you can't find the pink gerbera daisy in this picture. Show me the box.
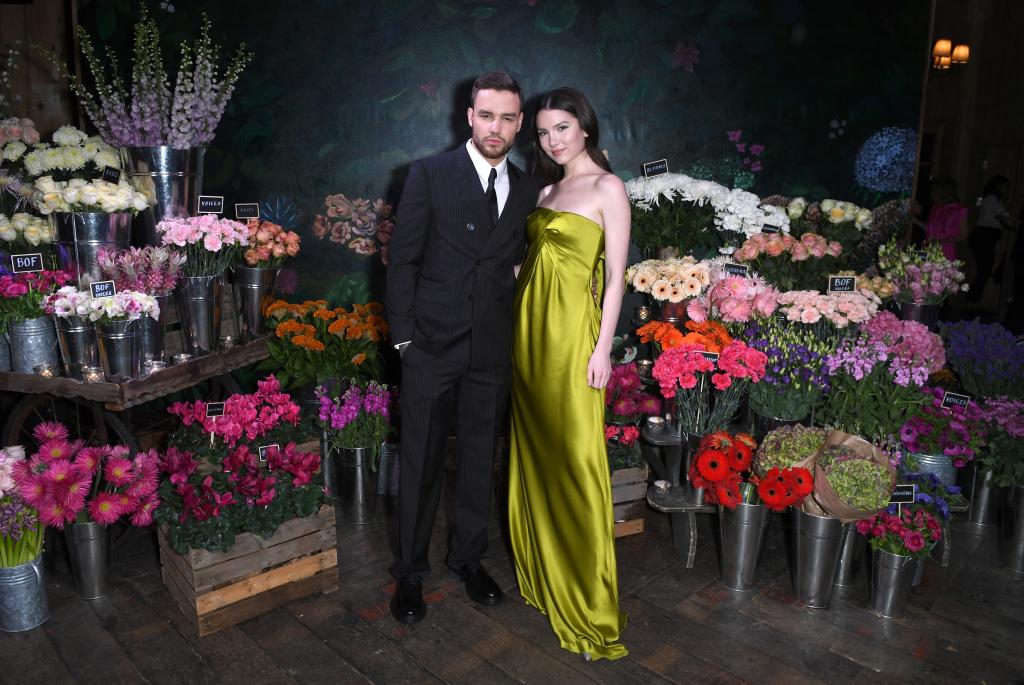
[43,459,74,486]
[130,494,159,527]
[32,421,69,443]
[75,446,109,473]
[88,492,122,525]
[104,458,135,487]
[38,439,74,462]
[38,496,74,529]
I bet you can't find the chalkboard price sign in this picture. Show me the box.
[889,484,916,504]
[235,203,260,220]
[941,391,971,409]
[642,159,668,177]
[101,166,122,184]
[197,195,225,214]
[724,262,750,277]
[10,253,43,273]
[89,280,116,299]
[205,402,226,418]
[827,275,857,292]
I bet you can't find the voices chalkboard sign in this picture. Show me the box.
[89,280,116,299]
[941,391,971,409]
[197,195,224,214]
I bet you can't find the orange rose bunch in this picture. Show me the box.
[261,299,389,388]
[242,219,300,268]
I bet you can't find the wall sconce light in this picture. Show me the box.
[951,44,970,63]
[932,39,968,69]
[932,39,952,58]
[933,55,951,70]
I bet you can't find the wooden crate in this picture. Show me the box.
[158,504,338,637]
[612,465,649,538]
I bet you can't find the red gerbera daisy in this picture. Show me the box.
[715,480,742,509]
[757,481,789,511]
[789,467,813,498]
[695,449,731,482]
[728,443,753,472]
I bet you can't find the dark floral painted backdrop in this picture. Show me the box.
[76,0,931,302]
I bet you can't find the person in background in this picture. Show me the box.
[924,176,968,260]
[967,174,1018,303]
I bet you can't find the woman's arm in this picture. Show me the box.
[587,174,631,389]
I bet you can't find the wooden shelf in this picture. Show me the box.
[0,337,269,411]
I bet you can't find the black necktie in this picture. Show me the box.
[486,167,499,226]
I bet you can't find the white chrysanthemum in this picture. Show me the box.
[23,149,46,177]
[52,125,88,146]
[3,141,26,162]
[60,147,88,171]
[93,150,121,170]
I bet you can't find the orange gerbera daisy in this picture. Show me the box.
[351,353,366,365]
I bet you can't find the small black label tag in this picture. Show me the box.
[914,250,928,260]
[101,166,122,184]
[197,195,225,214]
[941,391,971,409]
[205,402,226,418]
[890,484,916,504]
[642,159,669,177]
[235,203,260,220]
[258,444,279,466]
[10,253,43,273]
[761,224,781,234]
[89,280,116,299]
[827,275,856,292]
[724,262,749,277]
[700,351,720,362]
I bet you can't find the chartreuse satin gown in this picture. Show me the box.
[509,208,628,661]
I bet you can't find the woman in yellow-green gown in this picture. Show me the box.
[509,87,631,661]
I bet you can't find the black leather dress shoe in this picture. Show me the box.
[456,564,504,606]
[390,578,426,624]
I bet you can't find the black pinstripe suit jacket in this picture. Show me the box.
[385,144,535,369]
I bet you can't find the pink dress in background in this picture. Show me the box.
[925,202,967,260]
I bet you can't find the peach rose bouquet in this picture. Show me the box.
[733,231,843,291]
[242,219,300,268]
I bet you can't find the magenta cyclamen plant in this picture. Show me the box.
[900,387,987,467]
[98,246,186,296]
[13,421,160,529]
[48,8,252,149]
[316,381,394,470]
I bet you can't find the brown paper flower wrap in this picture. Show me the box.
[807,430,896,523]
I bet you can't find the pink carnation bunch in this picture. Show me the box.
[157,215,249,277]
[12,422,159,529]
[776,288,881,328]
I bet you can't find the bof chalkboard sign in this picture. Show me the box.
[205,402,226,418]
[197,195,225,214]
[700,351,720,362]
[101,166,121,184]
[724,262,750,277]
[827,275,857,293]
[642,159,669,177]
[235,203,260,220]
[941,391,971,409]
[10,253,43,273]
[889,484,916,504]
[761,224,781,234]
[89,280,117,299]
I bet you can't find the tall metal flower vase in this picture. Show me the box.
[176,275,222,357]
[338,446,377,524]
[54,315,100,380]
[960,461,1002,527]
[681,432,704,505]
[9,316,59,374]
[894,301,940,332]
[319,431,341,500]
[791,509,848,608]
[1000,484,1024,573]
[834,525,868,587]
[122,146,205,247]
[0,554,49,632]
[869,549,917,618]
[140,294,170,362]
[910,451,957,488]
[52,212,133,288]
[233,266,277,341]
[95,319,143,382]
[718,502,771,591]
[66,521,111,599]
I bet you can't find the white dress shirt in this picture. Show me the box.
[465,139,510,217]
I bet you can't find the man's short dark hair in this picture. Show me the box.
[470,71,522,107]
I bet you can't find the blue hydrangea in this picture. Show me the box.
[854,127,917,193]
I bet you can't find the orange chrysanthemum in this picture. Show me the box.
[292,334,325,352]
[351,353,367,365]
[313,309,337,321]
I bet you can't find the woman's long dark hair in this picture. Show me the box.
[532,87,612,185]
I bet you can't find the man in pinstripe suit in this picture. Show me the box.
[385,72,536,624]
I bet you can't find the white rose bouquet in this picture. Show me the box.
[0,212,53,247]
[34,176,149,215]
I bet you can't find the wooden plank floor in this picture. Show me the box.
[4,483,1024,685]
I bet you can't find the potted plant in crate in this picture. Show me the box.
[0,445,48,632]
[13,421,159,600]
[154,375,333,636]
[315,380,394,523]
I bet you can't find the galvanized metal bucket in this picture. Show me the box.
[0,327,12,372]
[319,431,340,500]
[233,266,277,341]
[718,502,771,592]
[0,554,49,632]
[870,549,917,618]
[95,318,142,382]
[338,446,377,524]
[122,146,205,247]
[834,524,868,587]
[175,275,222,357]
[66,522,111,600]
[52,212,133,288]
[791,509,848,608]
[910,452,957,488]
[1001,484,1024,572]
[140,293,170,362]
[961,461,1002,527]
[54,315,99,380]
[9,316,59,374]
